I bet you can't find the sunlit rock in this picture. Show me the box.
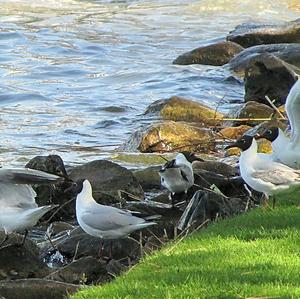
[144,96,224,126]
[122,121,216,153]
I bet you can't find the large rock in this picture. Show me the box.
[0,232,49,280]
[133,166,162,191]
[244,54,298,106]
[177,190,252,231]
[0,279,79,299]
[68,160,144,203]
[173,41,243,66]
[26,155,75,221]
[227,19,300,47]
[56,227,140,260]
[47,256,109,285]
[121,121,216,153]
[228,43,300,75]
[230,101,274,126]
[144,96,224,126]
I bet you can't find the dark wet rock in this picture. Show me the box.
[47,221,75,237]
[231,101,274,126]
[106,259,127,277]
[133,166,161,190]
[192,160,239,177]
[191,169,246,198]
[56,227,140,260]
[144,96,224,126]
[178,190,250,231]
[227,19,300,48]
[173,41,244,66]
[26,155,75,221]
[228,43,300,75]
[0,279,79,299]
[0,232,49,280]
[244,53,298,106]
[68,160,144,204]
[47,256,109,285]
[219,125,252,140]
[121,121,216,153]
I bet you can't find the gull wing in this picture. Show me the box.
[0,183,37,209]
[81,206,144,231]
[0,168,61,185]
[252,169,300,185]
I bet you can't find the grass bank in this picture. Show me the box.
[72,190,300,299]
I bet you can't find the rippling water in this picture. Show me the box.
[0,0,298,166]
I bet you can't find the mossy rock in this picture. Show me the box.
[122,121,216,153]
[144,96,224,126]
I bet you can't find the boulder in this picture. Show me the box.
[56,227,140,260]
[192,160,239,177]
[47,256,109,285]
[173,41,243,66]
[68,160,144,204]
[231,101,274,126]
[143,96,224,126]
[228,43,300,75]
[244,54,298,106]
[26,155,75,221]
[219,125,252,139]
[133,166,162,191]
[227,19,300,47]
[0,232,49,280]
[0,279,79,299]
[121,121,216,153]
[177,190,252,231]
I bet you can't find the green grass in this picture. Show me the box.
[72,190,300,299]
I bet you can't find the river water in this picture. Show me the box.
[0,0,298,166]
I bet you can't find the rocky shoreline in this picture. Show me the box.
[1,18,299,299]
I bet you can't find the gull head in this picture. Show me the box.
[180,152,204,163]
[225,135,254,152]
[256,127,279,142]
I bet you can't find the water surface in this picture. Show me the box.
[0,0,298,166]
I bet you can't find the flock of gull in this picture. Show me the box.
[0,78,300,254]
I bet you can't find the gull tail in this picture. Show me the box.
[0,168,63,185]
[134,222,157,231]
[24,204,58,224]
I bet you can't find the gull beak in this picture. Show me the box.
[254,133,263,140]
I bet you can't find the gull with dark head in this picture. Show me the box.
[0,168,62,246]
[258,127,300,169]
[158,153,194,196]
[225,135,300,207]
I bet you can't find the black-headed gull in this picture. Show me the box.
[225,135,300,207]
[158,153,194,195]
[258,127,300,169]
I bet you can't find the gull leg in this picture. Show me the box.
[0,232,9,247]
[98,239,104,258]
[19,230,28,247]
[109,240,113,260]
[262,193,269,208]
